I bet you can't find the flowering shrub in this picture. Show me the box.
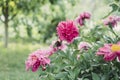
[25,3,120,80]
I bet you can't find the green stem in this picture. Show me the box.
[109,26,120,40]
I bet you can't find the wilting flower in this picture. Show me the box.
[96,42,120,61]
[50,40,67,53]
[78,42,91,51]
[103,15,120,27]
[76,12,91,26]
[57,20,79,43]
[25,50,50,72]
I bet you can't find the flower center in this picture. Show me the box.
[111,44,120,52]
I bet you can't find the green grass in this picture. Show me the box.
[0,42,47,80]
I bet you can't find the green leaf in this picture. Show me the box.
[92,73,100,80]
[110,3,119,12]
[55,72,68,79]
[83,78,89,80]
[114,0,120,2]
[101,75,109,80]
[118,8,120,12]
[68,71,76,80]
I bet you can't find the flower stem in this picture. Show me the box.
[109,26,120,40]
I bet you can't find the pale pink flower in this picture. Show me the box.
[50,40,67,53]
[96,42,120,61]
[25,50,50,72]
[78,42,91,50]
[76,12,91,26]
[57,20,79,43]
[103,15,120,27]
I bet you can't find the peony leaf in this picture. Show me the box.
[55,72,68,79]
[110,3,119,12]
[92,73,100,80]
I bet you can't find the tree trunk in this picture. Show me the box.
[4,21,8,48]
[2,0,9,48]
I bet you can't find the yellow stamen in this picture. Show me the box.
[111,44,120,52]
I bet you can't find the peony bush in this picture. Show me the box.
[25,6,120,80]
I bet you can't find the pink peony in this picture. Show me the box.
[78,42,91,51]
[103,15,120,27]
[25,50,50,72]
[96,42,120,61]
[56,20,79,43]
[76,12,91,26]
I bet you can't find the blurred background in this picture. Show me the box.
[0,0,118,80]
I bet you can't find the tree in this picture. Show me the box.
[0,0,45,48]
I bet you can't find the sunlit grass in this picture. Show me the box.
[0,42,47,80]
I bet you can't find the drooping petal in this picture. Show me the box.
[104,52,116,61]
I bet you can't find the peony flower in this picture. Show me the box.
[78,42,91,51]
[96,42,120,61]
[76,12,91,26]
[103,15,120,27]
[25,50,50,72]
[57,20,79,43]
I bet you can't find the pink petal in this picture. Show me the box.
[104,52,116,61]
[32,60,40,72]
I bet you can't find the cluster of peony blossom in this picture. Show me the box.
[25,12,120,72]
[25,41,67,72]
[25,12,91,72]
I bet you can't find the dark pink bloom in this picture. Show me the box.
[103,16,120,27]
[96,42,120,61]
[25,50,50,72]
[76,12,91,26]
[78,42,91,51]
[57,20,79,43]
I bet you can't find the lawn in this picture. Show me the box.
[0,42,46,80]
